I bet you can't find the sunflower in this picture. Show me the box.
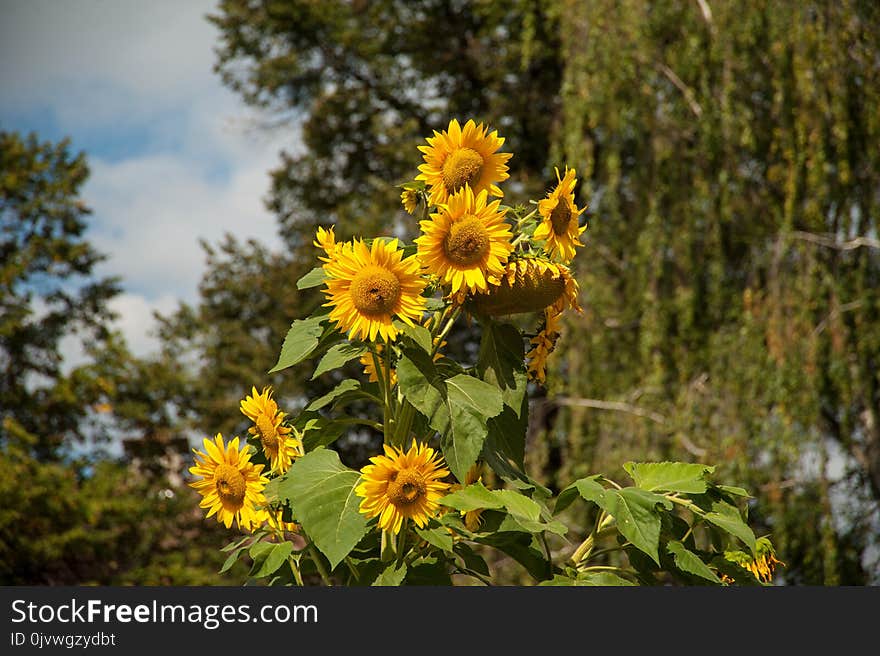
[467,254,582,317]
[263,507,299,535]
[240,386,302,474]
[415,185,513,301]
[416,118,512,206]
[360,344,397,387]
[313,225,339,260]
[461,462,487,532]
[321,236,428,342]
[400,189,420,215]
[526,307,563,385]
[355,442,450,535]
[188,433,269,531]
[534,166,588,263]
[747,538,785,583]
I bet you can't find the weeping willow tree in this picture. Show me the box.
[540,0,880,584]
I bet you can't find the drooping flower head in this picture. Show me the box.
[320,235,428,342]
[526,307,563,385]
[240,385,302,474]
[355,442,450,535]
[400,188,420,215]
[415,185,513,301]
[416,118,512,207]
[466,254,581,317]
[534,166,588,263]
[188,433,269,531]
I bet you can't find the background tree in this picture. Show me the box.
[201,0,880,584]
[0,130,243,584]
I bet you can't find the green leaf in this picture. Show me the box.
[372,562,407,586]
[439,482,504,512]
[269,315,327,374]
[610,488,670,566]
[301,419,348,451]
[623,461,715,494]
[483,405,527,473]
[573,476,617,514]
[540,572,637,586]
[401,322,433,353]
[667,541,721,584]
[576,572,638,586]
[477,320,528,412]
[716,484,752,498]
[397,349,448,432]
[248,541,274,561]
[415,525,454,553]
[311,342,367,379]
[253,542,294,578]
[424,297,447,312]
[443,374,504,480]
[454,543,490,576]
[220,535,253,553]
[702,510,757,553]
[475,531,551,582]
[404,557,452,585]
[274,448,367,568]
[492,489,542,522]
[445,374,504,419]
[296,266,327,290]
[219,547,246,574]
[305,379,361,412]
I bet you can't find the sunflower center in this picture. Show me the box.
[550,200,573,235]
[386,468,427,506]
[214,463,246,506]
[350,266,402,315]
[255,414,278,453]
[444,217,490,266]
[441,148,484,194]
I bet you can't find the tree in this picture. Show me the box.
[1,131,120,458]
[0,131,241,584]
[545,0,880,584]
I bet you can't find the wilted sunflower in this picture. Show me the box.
[526,307,563,385]
[240,386,302,474]
[321,235,427,342]
[467,254,581,317]
[534,166,587,263]
[417,118,512,206]
[188,433,269,531]
[355,442,450,535]
[415,184,513,300]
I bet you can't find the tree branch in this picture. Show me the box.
[790,231,880,251]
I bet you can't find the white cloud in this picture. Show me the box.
[2,0,299,364]
[0,0,221,123]
[107,292,179,357]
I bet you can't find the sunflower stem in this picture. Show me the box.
[432,307,461,357]
[369,344,393,445]
[307,541,333,586]
[571,512,615,566]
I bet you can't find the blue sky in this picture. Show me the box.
[1,0,293,359]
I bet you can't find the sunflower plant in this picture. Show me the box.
[190,118,782,587]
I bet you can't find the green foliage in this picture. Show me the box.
[272,448,367,569]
